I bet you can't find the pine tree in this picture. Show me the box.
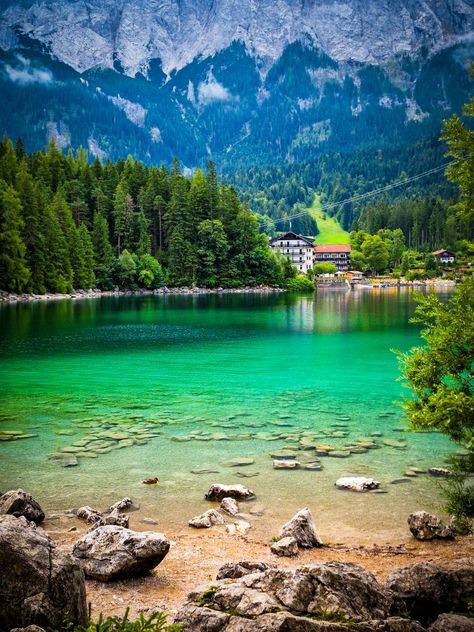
[92,213,114,289]
[0,185,30,292]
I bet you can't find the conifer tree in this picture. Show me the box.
[0,185,30,292]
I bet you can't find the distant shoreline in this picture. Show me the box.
[0,286,286,304]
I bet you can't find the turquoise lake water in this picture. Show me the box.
[0,289,455,543]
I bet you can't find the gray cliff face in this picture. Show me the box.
[0,0,473,76]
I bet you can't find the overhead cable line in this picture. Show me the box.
[260,162,451,228]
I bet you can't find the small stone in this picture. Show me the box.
[391,478,412,484]
[271,536,298,557]
[205,484,255,501]
[189,509,225,528]
[62,456,79,467]
[220,497,239,516]
[140,517,158,525]
[336,477,380,492]
[273,459,300,469]
[429,467,451,477]
[328,450,351,458]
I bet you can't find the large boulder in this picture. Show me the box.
[205,484,255,502]
[0,489,45,523]
[72,525,170,581]
[0,515,87,630]
[407,511,455,540]
[386,562,474,625]
[429,613,474,631]
[175,562,393,631]
[279,507,323,548]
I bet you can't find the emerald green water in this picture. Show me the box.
[0,290,454,543]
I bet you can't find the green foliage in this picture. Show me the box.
[0,184,30,292]
[195,586,219,607]
[286,275,315,292]
[53,607,182,632]
[441,63,474,222]
[398,280,474,524]
[0,137,284,293]
[314,262,337,276]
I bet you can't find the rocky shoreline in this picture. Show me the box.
[1,488,473,631]
[0,286,286,304]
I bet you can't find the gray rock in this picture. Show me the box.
[279,507,323,548]
[189,509,225,528]
[428,613,474,631]
[77,505,129,528]
[216,561,274,580]
[104,508,129,528]
[273,459,300,469]
[176,561,393,630]
[270,536,298,557]
[386,562,474,625]
[108,497,139,512]
[408,511,455,540]
[10,626,47,632]
[76,505,103,525]
[0,515,87,630]
[72,524,170,581]
[335,477,380,492]
[0,489,45,523]
[226,521,248,536]
[205,484,255,501]
[220,497,239,516]
[428,467,451,477]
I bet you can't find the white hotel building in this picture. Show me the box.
[269,231,315,273]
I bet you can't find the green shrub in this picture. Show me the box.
[286,275,315,292]
[52,608,182,632]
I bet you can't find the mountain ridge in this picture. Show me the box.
[1,0,473,76]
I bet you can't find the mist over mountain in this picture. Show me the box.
[0,0,472,169]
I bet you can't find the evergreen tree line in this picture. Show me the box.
[0,135,293,294]
[231,139,458,236]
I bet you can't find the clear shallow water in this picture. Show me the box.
[0,289,455,543]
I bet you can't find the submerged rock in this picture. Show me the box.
[0,515,87,629]
[408,511,455,540]
[205,483,255,501]
[270,536,298,557]
[279,507,323,548]
[222,458,255,467]
[335,477,380,492]
[72,525,170,581]
[189,509,225,529]
[272,459,300,469]
[0,489,45,523]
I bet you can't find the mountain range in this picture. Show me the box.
[0,0,473,170]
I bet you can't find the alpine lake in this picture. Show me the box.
[0,288,457,544]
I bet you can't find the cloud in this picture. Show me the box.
[4,55,55,85]
[198,77,232,106]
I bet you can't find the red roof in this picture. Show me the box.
[314,244,351,253]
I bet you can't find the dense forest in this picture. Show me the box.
[231,138,456,233]
[0,135,298,294]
